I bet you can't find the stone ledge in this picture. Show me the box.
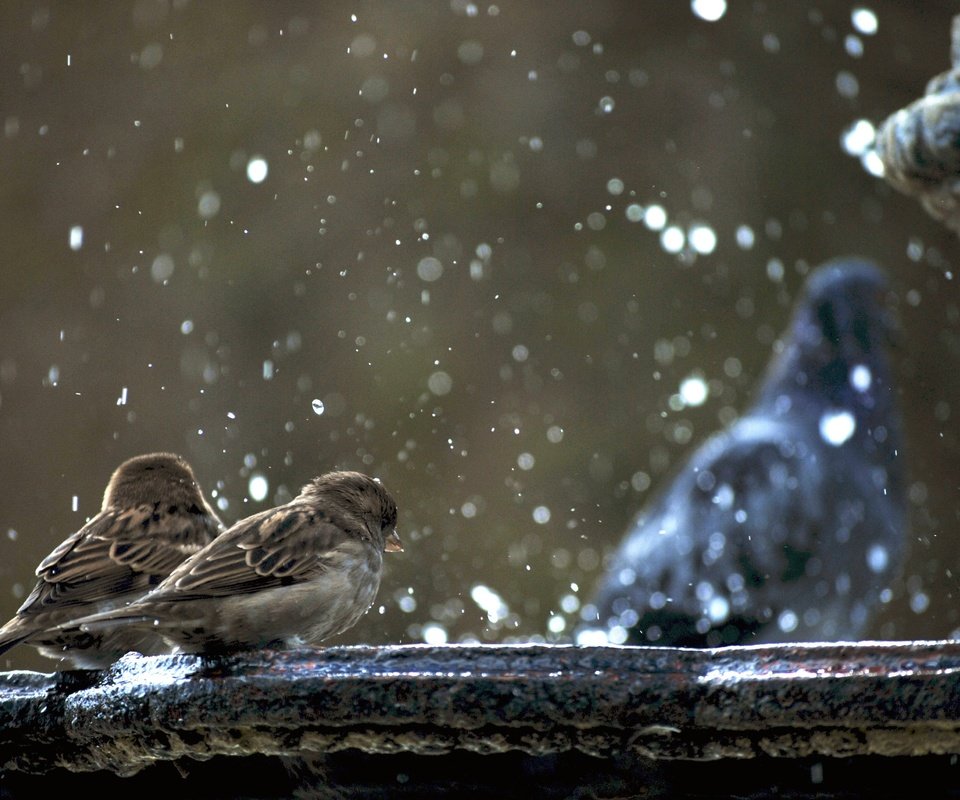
[2,640,960,779]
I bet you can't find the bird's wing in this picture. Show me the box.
[600,416,825,638]
[94,503,221,573]
[158,503,353,599]
[21,504,220,614]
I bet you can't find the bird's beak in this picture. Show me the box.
[384,530,404,553]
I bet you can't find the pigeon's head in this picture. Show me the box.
[762,257,899,417]
[799,258,895,361]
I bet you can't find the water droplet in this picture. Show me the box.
[713,483,734,509]
[867,543,889,574]
[150,253,175,283]
[777,609,799,633]
[850,364,872,392]
[416,256,443,282]
[707,596,730,623]
[457,40,484,65]
[547,615,566,633]
[660,225,685,254]
[845,34,864,58]
[560,593,580,614]
[248,474,269,502]
[197,190,221,219]
[679,375,709,406]
[644,204,667,230]
[691,0,727,22]
[861,149,884,177]
[311,398,325,415]
[835,71,859,99]
[607,625,629,644]
[735,224,755,249]
[688,224,717,255]
[575,628,609,646]
[819,409,856,446]
[841,119,875,156]
[910,591,930,614]
[851,7,878,36]
[766,258,785,282]
[422,623,448,645]
[246,156,268,184]
[427,370,453,396]
[471,583,509,623]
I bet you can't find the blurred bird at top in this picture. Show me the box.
[581,257,906,647]
[0,453,223,668]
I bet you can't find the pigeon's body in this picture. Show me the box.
[584,258,905,646]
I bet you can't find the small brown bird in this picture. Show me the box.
[67,471,402,654]
[0,453,223,668]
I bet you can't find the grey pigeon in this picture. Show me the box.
[581,257,906,647]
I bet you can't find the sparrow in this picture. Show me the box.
[66,471,402,654]
[0,453,223,667]
[581,257,906,647]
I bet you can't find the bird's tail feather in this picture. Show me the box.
[0,625,30,658]
[55,611,156,636]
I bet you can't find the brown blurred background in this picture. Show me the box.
[0,1,958,671]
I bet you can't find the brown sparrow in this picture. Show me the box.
[0,453,223,667]
[69,471,401,654]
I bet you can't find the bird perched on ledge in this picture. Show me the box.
[65,470,402,654]
[581,257,906,647]
[0,453,223,667]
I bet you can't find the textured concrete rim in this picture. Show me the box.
[2,640,960,776]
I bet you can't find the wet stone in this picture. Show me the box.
[0,642,960,784]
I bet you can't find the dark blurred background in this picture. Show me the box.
[0,1,958,671]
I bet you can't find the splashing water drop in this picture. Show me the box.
[246,156,269,183]
[819,409,856,446]
[248,474,269,502]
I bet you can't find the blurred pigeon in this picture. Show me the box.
[581,257,906,647]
